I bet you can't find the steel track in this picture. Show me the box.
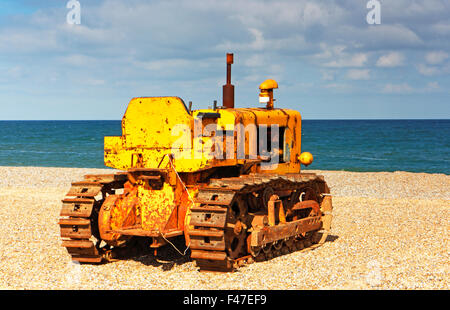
[189,173,332,272]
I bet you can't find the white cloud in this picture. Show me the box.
[0,28,60,53]
[216,28,308,54]
[333,24,423,50]
[425,81,440,91]
[312,44,342,60]
[59,54,97,66]
[244,54,265,67]
[324,83,350,91]
[137,58,193,71]
[231,0,345,30]
[7,66,25,79]
[314,43,370,69]
[84,79,106,86]
[321,70,335,81]
[346,69,370,80]
[431,22,450,35]
[324,52,368,68]
[382,83,413,94]
[425,51,449,65]
[417,64,440,76]
[376,52,404,67]
[382,82,442,94]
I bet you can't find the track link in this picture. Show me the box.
[59,174,126,263]
[189,173,332,272]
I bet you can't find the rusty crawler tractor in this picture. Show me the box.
[59,53,333,271]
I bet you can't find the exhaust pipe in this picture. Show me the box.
[223,53,235,109]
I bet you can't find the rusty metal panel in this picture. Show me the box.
[250,216,322,247]
[70,255,102,263]
[59,218,92,239]
[140,182,176,231]
[292,200,320,214]
[61,240,93,248]
[190,234,225,251]
[66,244,99,256]
[190,250,227,261]
[196,190,235,206]
[188,229,224,238]
[189,209,227,228]
[60,198,94,218]
[109,228,183,238]
[66,182,103,198]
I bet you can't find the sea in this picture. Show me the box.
[0,120,448,174]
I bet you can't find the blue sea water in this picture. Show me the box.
[0,120,448,174]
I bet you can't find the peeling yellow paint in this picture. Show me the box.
[139,182,175,231]
[102,96,305,238]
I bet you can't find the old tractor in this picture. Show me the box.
[59,53,332,271]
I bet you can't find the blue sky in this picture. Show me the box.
[0,0,449,120]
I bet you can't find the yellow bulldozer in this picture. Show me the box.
[59,53,332,271]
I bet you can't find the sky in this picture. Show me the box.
[0,0,449,120]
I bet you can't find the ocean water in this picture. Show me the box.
[0,120,448,174]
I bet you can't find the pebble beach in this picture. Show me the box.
[0,166,448,290]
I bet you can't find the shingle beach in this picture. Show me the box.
[0,166,448,289]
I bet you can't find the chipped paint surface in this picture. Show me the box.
[182,187,200,246]
[102,96,306,241]
[110,184,140,231]
[139,182,175,231]
[104,96,303,174]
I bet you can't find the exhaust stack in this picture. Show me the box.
[223,53,235,109]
